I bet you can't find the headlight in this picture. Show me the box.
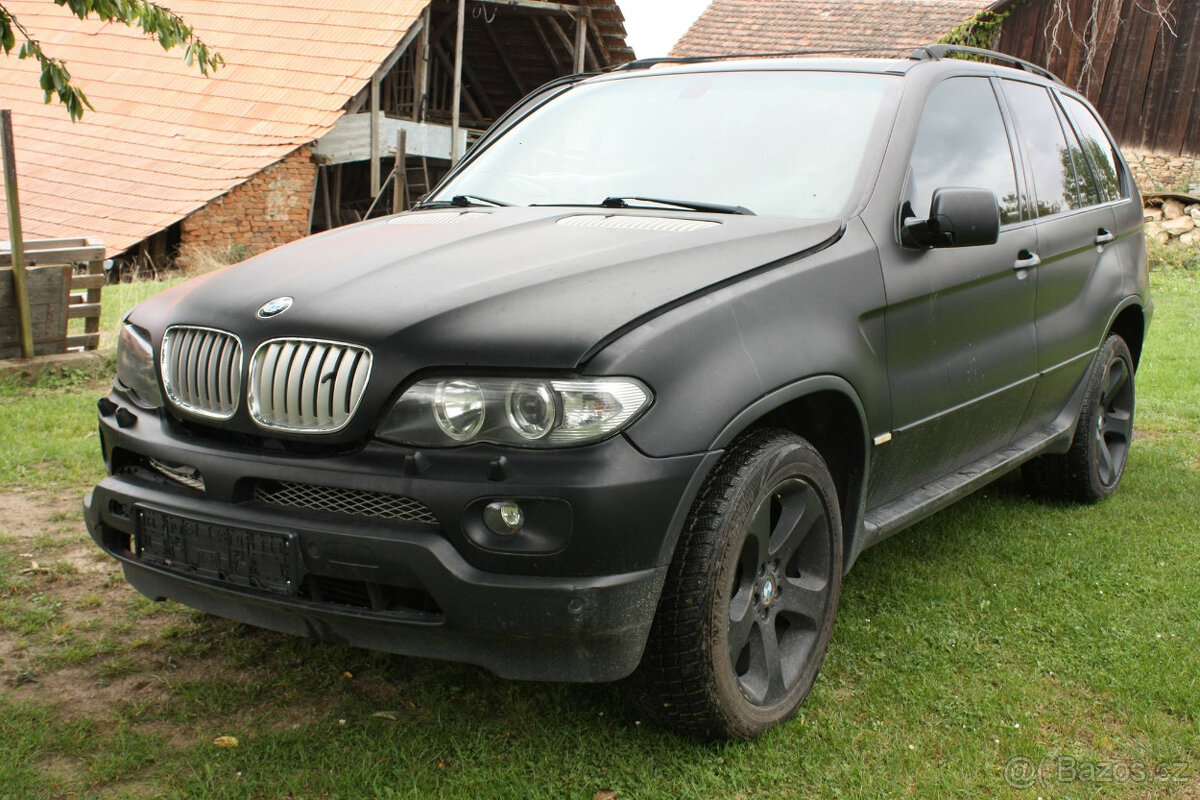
[433,380,486,441]
[378,376,651,448]
[115,323,164,409]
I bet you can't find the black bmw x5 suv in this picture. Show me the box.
[86,45,1150,739]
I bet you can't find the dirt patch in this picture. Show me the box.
[0,490,240,722]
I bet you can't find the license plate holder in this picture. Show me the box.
[135,507,298,596]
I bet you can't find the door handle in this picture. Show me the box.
[1014,249,1041,270]
[1095,228,1115,247]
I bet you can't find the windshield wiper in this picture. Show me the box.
[414,194,512,209]
[601,196,755,215]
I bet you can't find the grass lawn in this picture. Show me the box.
[0,271,1197,799]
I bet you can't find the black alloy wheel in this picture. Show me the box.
[627,429,842,740]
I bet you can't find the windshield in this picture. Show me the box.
[431,70,895,218]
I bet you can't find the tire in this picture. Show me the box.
[627,429,842,740]
[1023,334,1135,503]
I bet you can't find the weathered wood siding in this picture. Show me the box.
[993,0,1199,155]
[0,266,71,359]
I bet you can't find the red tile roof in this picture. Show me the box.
[0,0,432,257]
[671,0,984,57]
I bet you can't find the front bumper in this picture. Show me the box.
[86,393,714,682]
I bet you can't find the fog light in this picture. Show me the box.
[483,501,524,536]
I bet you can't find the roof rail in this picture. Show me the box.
[614,47,911,72]
[910,44,1062,83]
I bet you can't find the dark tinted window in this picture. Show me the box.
[1001,80,1084,216]
[909,77,1020,224]
[1061,94,1124,202]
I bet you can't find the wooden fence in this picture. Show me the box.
[1,237,105,358]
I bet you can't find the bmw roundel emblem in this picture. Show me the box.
[257,296,293,319]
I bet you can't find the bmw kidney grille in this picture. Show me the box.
[161,326,244,420]
[161,328,371,433]
[248,338,373,433]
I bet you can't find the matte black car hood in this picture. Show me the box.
[135,207,841,370]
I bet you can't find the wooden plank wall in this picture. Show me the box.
[994,0,1199,155]
[0,266,71,358]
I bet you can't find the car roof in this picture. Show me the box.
[586,45,1062,87]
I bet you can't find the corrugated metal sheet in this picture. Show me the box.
[0,0,432,257]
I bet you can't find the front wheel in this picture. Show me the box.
[1023,334,1135,502]
[627,429,842,740]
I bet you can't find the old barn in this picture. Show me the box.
[0,0,631,268]
[986,0,1200,191]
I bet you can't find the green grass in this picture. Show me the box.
[0,271,1197,798]
[1,281,183,494]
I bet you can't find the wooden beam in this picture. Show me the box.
[394,129,407,213]
[545,15,577,69]
[70,273,106,291]
[83,258,103,340]
[587,12,608,68]
[531,16,568,74]
[321,165,333,230]
[373,15,426,81]
[573,8,587,73]
[1,109,33,359]
[451,0,466,163]
[65,332,100,350]
[484,16,530,95]
[370,75,381,195]
[473,0,577,13]
[415,5,431,122]
[432,37,486,124]
[67,303,101,319]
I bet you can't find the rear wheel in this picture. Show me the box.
[1023,334,1135,502]
[627,429,842,740]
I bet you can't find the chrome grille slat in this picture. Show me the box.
[200,333,218,411]
[249,338,372,433]
[313,345,336,428]
[254,481,437,524]
[161,326,243,420]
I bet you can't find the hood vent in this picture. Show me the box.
[557,215,720,233]
[248,338,372,434]
[388,211,488,225]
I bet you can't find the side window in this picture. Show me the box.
[908,77,1020,225]
[1001,80,1085,216]
[1060,94,1125,202]
[1056,102,1103,207]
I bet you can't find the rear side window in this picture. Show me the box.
[1001,80,1086,216]
[1060,94,1125,202]
[908,77,1020,224]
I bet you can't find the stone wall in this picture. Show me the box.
[179,146,316,266]
[1144,197,1200,246]
[1124,149,1200,194]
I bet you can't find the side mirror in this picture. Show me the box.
[903,187,1000,249]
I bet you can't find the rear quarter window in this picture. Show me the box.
[1059,93,1125,202]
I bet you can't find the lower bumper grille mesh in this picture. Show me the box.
[253,480,437,524]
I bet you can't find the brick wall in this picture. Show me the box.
[179,146,316,265]
[1125,149,1200,195]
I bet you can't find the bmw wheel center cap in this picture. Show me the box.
[257,296,293,319]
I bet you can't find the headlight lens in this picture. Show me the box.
[433,380,486,441]
[115,323,164,409]
[378,376,651,448]
[506,381,556,440]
